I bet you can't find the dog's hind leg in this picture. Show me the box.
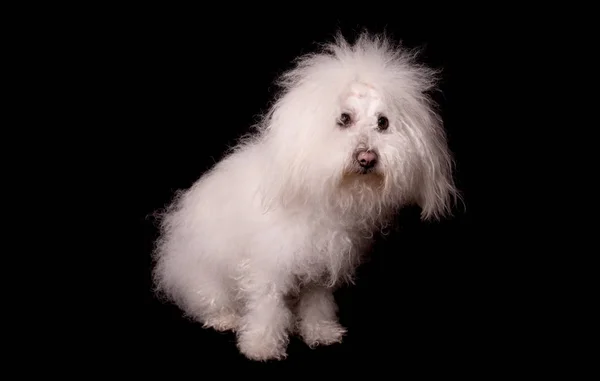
[192,287,240,331]
[161,263,241,332]
[186,276,241,332]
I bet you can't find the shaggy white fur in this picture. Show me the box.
[152,31,459,361]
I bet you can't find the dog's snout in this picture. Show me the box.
[356,150,378,169]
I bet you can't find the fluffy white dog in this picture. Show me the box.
[152,32,458,361]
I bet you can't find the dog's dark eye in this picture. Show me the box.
[338,113,352,127]
[377,116,389,130]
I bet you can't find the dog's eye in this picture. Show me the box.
[338,113,352,127]
[377,116,389,131]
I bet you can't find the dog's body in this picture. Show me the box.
[152,32,458,361]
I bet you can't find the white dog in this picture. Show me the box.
[152,32,459,361]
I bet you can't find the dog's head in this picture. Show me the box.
[256,32,459,221]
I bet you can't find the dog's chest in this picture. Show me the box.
[292,226,366,284]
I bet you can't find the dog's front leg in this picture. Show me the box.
[296,285,346,348]
[236,275,294,361]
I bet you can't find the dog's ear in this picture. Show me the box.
[255,72,345,212]
[255,94,326,211]
[416,158,460,221]
[401,99,460,221]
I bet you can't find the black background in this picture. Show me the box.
[3,2,587,375]
[121,9,538,375]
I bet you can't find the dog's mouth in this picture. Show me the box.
[341,155,383,179]
[340,169,384,189]
[358,167,376,175]
[342,165,383,181]
[349,163,380,176]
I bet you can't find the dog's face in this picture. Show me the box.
[321,80,456,219]
[330,81,423,201]
[259,39,457,219]
[335,82,392,179]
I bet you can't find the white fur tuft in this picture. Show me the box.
[152,31,459,361]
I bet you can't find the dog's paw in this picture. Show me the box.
[299,320,346,348]
[237,328,289,361]
[203,312,240,332]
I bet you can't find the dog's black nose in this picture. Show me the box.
[356,150,378,169]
